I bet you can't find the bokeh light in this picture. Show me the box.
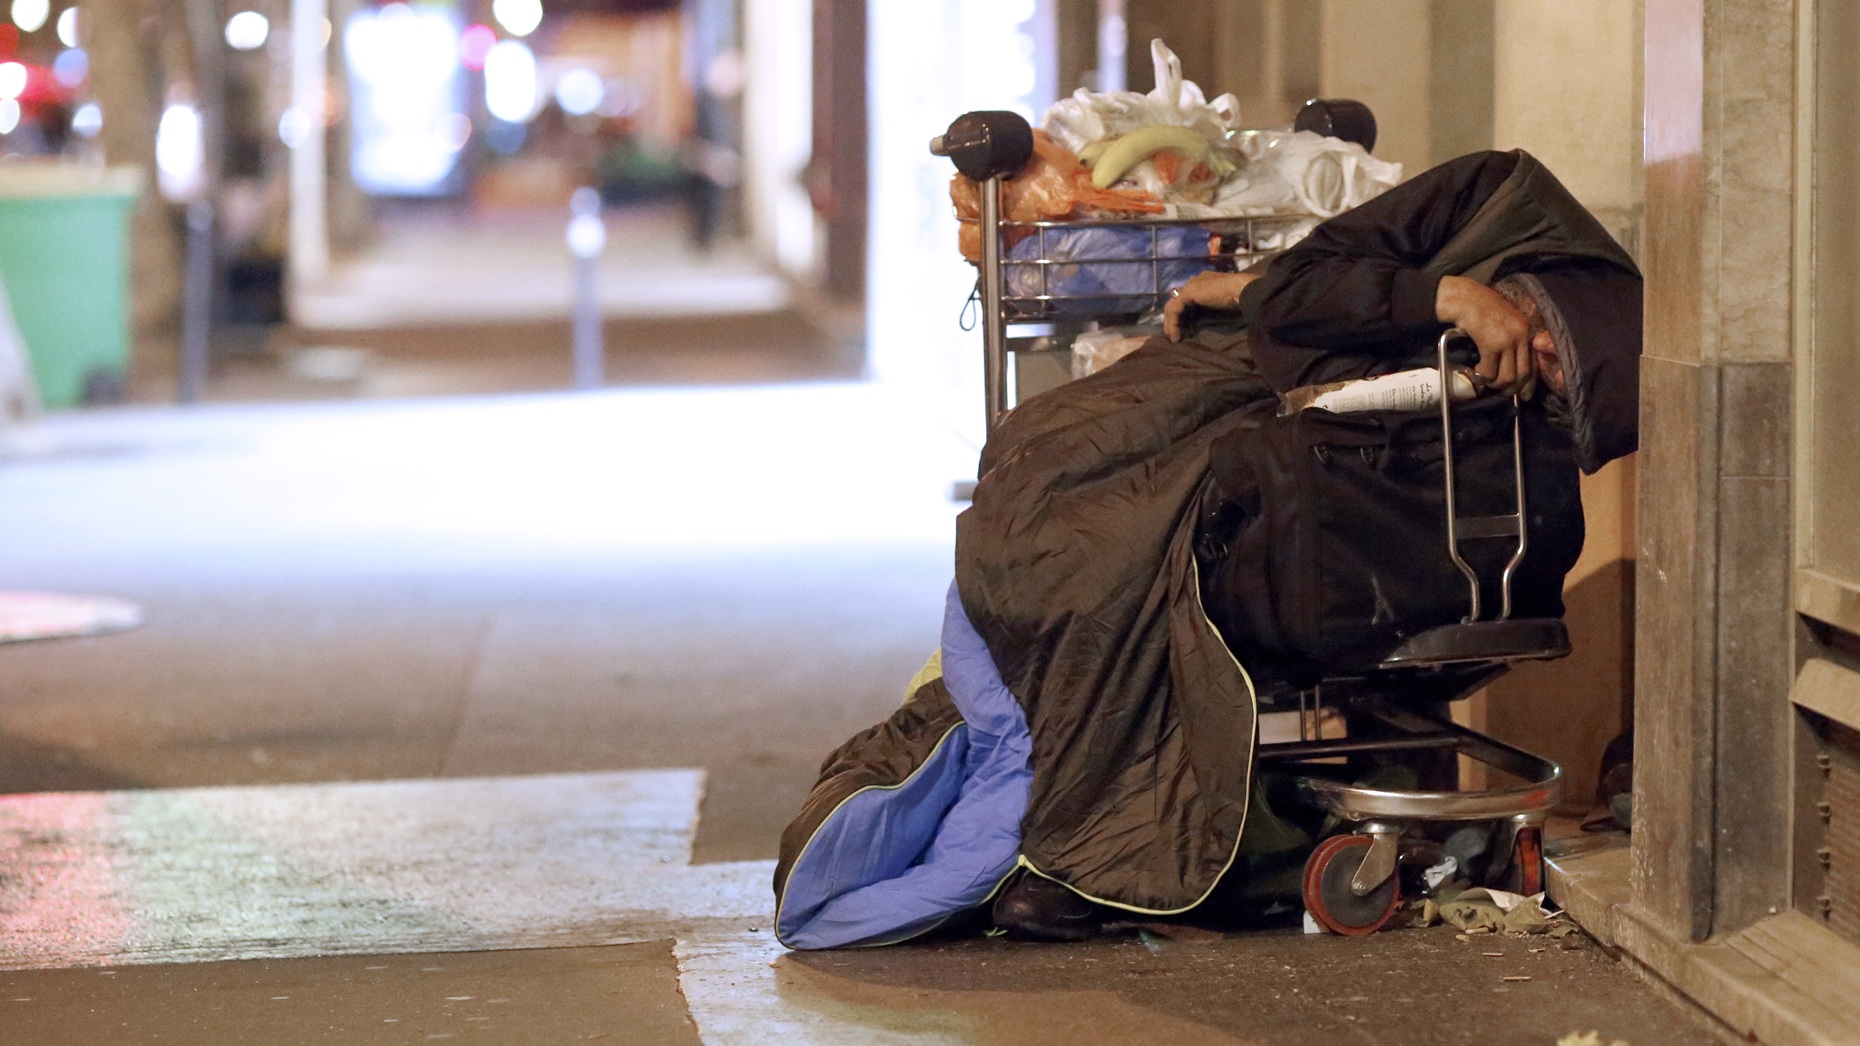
[490,0,540,37]
[0,61,26,101]
[459,22,494,70]
[597,77,640,118]
[10,0,46,33]
[554,67,601,116]
[482,39,536,123]
[157,103,204,199]
[70,100,99,136]
[566,211,605,259]
[224,10,268,50]
[438,111,471,151]
[278,105,311,148]
[54,4,72,46]
[703,49,744,99]
[51,47,84,88]
[344,3,467,195]
[0,99,18,134]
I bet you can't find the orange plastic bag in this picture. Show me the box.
[950,131,1163,262]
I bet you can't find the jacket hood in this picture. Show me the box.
[1425,150,1643,475]
[1504,266,1644,473]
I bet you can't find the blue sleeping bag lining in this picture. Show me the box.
[774,582,1031,949]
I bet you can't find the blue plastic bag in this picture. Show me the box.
[1004,225,1215,317]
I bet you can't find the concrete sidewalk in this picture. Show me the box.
[293,205,790,330]
[0,385,1717,1044]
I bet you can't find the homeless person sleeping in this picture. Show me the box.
[773,148,1643,948]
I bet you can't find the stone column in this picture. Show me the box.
[1633,0,1796,943]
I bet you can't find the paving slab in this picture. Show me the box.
[0,944,701,1046]
[773,928,1724,1046]
[0,771,720,968]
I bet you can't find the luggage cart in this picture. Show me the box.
[931,109,1568,936]
[930,109,1317,433]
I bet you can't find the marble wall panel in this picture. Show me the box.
[1633,354,1718,941]
[1635,0,1800,946]
[1644,0,1704,166]
[1644,0,1703,368]
[1644,157,1705,367]
[1715,468,1796,933]
[1721,360,1792,479]
[1709,0,1796,364]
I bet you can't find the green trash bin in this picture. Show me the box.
[0,164,141,408]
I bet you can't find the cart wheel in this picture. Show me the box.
[1303,835,1401,936]
[1497,825,1544,896]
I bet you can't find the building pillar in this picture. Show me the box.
[1633,0,1796,943]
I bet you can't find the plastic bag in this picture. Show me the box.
[1043,39,1242,153]
[1003,225,1215,316]
[1071,328,1155,378]
[1106,141,1227,206]
[1185,130,1403,219]
[1043,40,1243,207]
[950,131,1163,262]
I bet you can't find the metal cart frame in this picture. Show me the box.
[968,201,1314,432]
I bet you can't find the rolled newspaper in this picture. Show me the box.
[1283,366,1480,414]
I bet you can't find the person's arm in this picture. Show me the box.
[1241,150,1524,389]
[1162,271,1260,342]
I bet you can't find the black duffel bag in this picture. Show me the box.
[1197,394,1585,685]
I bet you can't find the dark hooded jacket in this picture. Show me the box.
[776,149,1642,931]
[1241,149,1642,474]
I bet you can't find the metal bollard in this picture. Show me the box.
[179,198,215,405]
[566,186,606,391]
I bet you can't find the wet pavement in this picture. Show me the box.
[781,930,1696,1046]
[0,767,1709,1045]
[0,372,1720,1043]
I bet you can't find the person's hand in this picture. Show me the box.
[1163,271,1261,342]
[1531,328,1565,396]
[1435,275,1537,395]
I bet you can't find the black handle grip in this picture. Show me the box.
[929,110,1035,181]
[1294,99,1378,153]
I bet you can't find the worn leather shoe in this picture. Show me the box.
[991,873,1105,941]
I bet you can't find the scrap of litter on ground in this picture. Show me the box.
[1557,1033,1630,1046]
[1396,887,1582,938]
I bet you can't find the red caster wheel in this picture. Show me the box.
[1497,825,1544,896]
[1303,834,1401,936]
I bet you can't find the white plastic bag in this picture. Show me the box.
[1043,39,1242,154]
[1196,130,1403,219]
[1071,328,1155,378]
